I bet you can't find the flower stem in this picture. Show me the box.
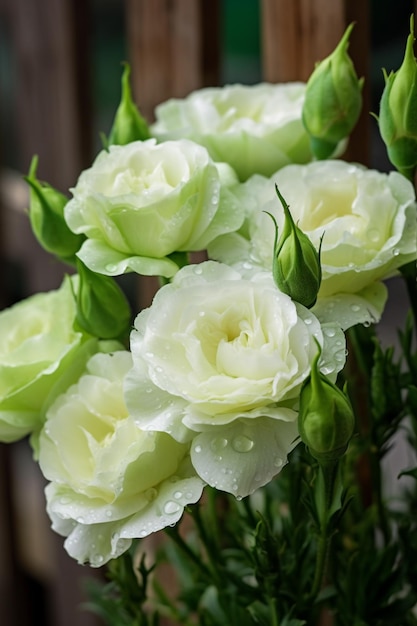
[309,462,340,601]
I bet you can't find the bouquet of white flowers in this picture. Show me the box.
[2,18,417,626]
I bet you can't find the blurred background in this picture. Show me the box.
[0,1,415,624]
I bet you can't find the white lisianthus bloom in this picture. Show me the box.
[39,350,204,567]
[151,83,318,182]
[0,276,99,443]
[208,160,417,329]
[65,138,242,278]
[124,262,346,498]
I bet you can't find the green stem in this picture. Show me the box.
[164,525,214,582]
[309,462,339,601]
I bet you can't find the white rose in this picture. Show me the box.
[209,160,417,328]
[0,276,99,443]
[151,83,315,181]
[65,138,242,278]
[124,262,346,498]
[39,351,204,567]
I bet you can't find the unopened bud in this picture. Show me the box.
[302,24,363,159]
[26,156,84,263]
[298,345,355,464]
[106,63,151,147]
[75,259,131,341]
[270,185,321,309]
[378,16,417,180]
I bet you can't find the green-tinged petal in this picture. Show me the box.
[190,415,298,498]
[312,282,388,330]
[76,239,179,277]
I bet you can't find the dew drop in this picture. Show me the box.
[59,496,72,505]
[194,444,202,453]
[324,327,336,338]
[77,516,85,524]
[105,263,118,273]
[210,437,228,453]
[232,435,254,453]
[93,554,104,565]
[193,266,203,275]
[350,304,360,312]
[173,491,183,499]
[274,457,283,469]
[105,509,113,518]
[304,317,313,325]
[393,248,400,256]
[139,529,148,538]
[164,500,181,515]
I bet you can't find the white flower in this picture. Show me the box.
[39,351,204,567]
[0,276,98,443]
[151,83,315,181]
[209,160,417,328]
[124,262,346,498]
[64,138,242,278]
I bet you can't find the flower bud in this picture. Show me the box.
[298,345,355,464]
[74,259,131,341]
[270,185,321,309]
[302,24,363,159]
[378,16,417,180]
[106,63,151,147]
[26,156,84,263]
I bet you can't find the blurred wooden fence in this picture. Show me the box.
[0,0,405,624]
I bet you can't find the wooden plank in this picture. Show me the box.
[125,0,220,310]
[125,0,220,122]
[260,0,370,165]
[7,0,92,192]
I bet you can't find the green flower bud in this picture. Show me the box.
[106,63,151,147]
[270,185,321,309]
[26,156,84,263]
[378,16,417,180]
[74,259,131,341]
[302,24,363,159]
[298,345,355,464]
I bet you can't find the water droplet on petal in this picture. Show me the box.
[232,435,254,453]
[324,327,336,338]
[164,501,181,515]
[350,304,360,312]
[193,266,203,275]
[93,554,104,565]
[105,263,118,273]
[210,437,228,453]
[173,491,183,499]
[194,444,202,453]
